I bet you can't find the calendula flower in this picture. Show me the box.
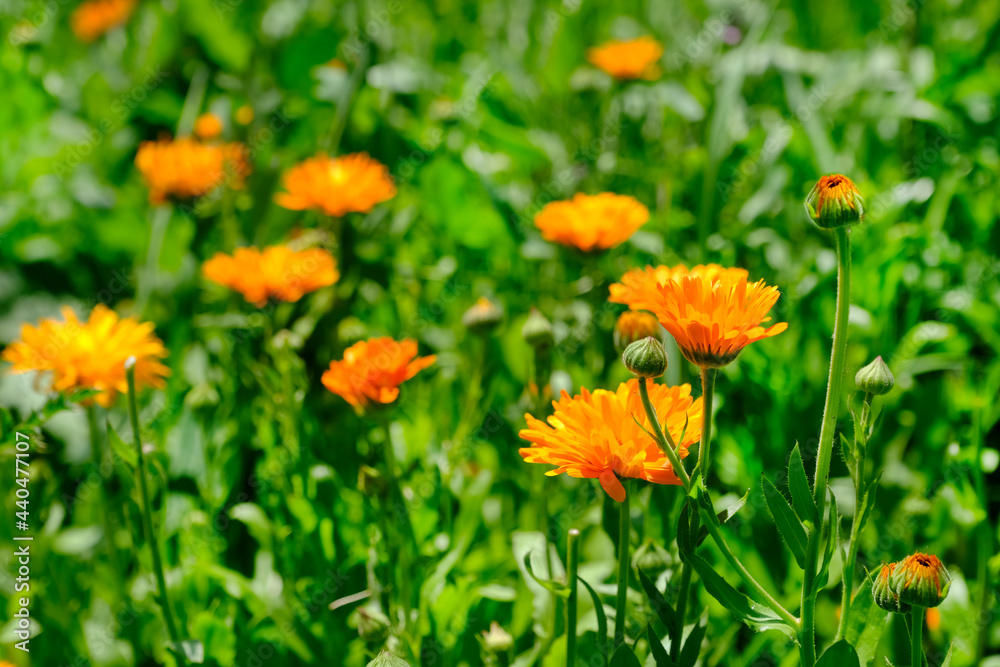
[519,379,702,502]
[534,193,649,252]
[71,0,135,42]
[891,553,951,608]
[873,562,908,613]
[804,174,865,229]
[194,113,223,140]
[322,338,436,411]
[2,305,169,407]
[609,264,749,312]
[613,310,661,352]
[612,267,787,368]
[587,36,664,80]
[135,138,250,204]
[202,245,339,307]
[275,153,396,217]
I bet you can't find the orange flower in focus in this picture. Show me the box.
[275,153,396,217]
[194,113,223,140]
[322,338,436,410]
[610,264,749,312]
[587,36,664,80]
[519,379,702,502]
[613,267,787,368]
[135,138,250,204]
[534,193,649,252]
[202,245,339,306]
[71,0,135,42]
[2,305,169,407]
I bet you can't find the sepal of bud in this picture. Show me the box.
[855,356,894,396]
[805,174,865,229]
[614,311,661,353]
[872,562,909,613]
[622,337,668,378]
[891,553,951,608]
[521,308,554,349]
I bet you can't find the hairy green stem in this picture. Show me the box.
[567,528,580,667]
[125,360,186,667]
[638,380,691,490]
[836,393,873,641]
[614,484,630,647]
[671,545,693,662]
[800,226,852,667]
[697,368,717,486]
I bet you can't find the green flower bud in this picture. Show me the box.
[352,605,390,644]
[367,650,410,667]
[855,356,894,396]
[805,174,865,229]
[463,297,503,335]
[521,308,554,349]
[622,337,668,379]
[479,621,514,653]
[891,553,951,608]
[633,538,674,578]
[872,562,909,613]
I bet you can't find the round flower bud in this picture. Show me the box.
[479,621,514,653]
[521,308,554,349]
[352,605,390,643]
[855,356,894,396]
[614,311,662,353]
[633,538,674,578]
[805,174,865,229]
[367,649,410,667]
[891,553,951,608]
[872,562,909,613]
[622,337,668,379]
[462,297,503,335]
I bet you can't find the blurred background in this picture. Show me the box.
[0,0,998,665]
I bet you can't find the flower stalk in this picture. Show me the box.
[614,481,630,648]
[697,368,717,486]
[566,528,580,666]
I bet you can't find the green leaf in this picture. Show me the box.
[788,444,818,523]
[107,421,137,468]
[647,624,674,667]
[610,644,642,667]
[817,492,840,590]
[678,613,707,667]
[677,502,696,558]
[843,578,889,666]
[761,475,808,568]
[940,641,955,667]
[682,552,795,638]
[840,433,856,478]
[578,575,609,663]
[637,567,678,632]
[172,640,206,664]
[815,639,860,667]
[522,552,571,599]
[716,489,750,525]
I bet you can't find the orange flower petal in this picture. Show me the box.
[275,153,396,217]
[322,337,435,410]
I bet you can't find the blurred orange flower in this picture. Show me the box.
[519,379,702,502]
[194,113,223,140]
[202,245,339,306]
[1,305,169,407]
[275,153,396,217]
[135,138,250,204]
[613,268,787,368]
[71,0,135,42]
[322,338,436,410]
[534,193,649,252]
[613,311,660,352]
[587,36,664,80]
[610,264,748,312]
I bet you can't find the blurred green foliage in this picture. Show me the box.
[1,0,999,665]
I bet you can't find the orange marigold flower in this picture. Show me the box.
[587,36,664,80]
[1,305,169,407]
[71,0,135,42]
[135,138,250,204]
[609,263,749,312]
[613,311,661,352]
[519,378,702,502]
[322,338,436,410]
[202,245,339,307]
[534,193,649,252]
[275,153,396,217]
[613,267,787,368]
[194,113,223,140]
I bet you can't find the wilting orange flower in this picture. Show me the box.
[587,36,664,80]
[275,153,396,217]
[135,138,250,204]
[194,113,223,140]
[613,266,787,368]
[71,0,135,42]
[610,264,749,312]
[534,193,649,252]
[322,338,436,410]
[519,379,702,502]
[2,305,169,407]
[202,246,339,306]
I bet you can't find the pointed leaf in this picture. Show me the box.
[843,578,889,666]
[637,567,678,632]
[677,502,696,558]
[678,613,707,667]
[840,433,856,480]
[647,624,674,667]
[578,574,609,661]
[610,643,642,667]
[522,552,571,599]
[815,640,860,667]
[788,444,818,523]
[106,422,137,468]
[761,475,808,568]
[817,492,840,590]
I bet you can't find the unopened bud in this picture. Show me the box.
[614,311,661,353]
[367,649,409,667]
[521,308,554,349]
[872,562,908,613]
[633,538,673,578]
[463,297,503,335]
[805,174,865,229]
[352,605,390,643]
[855,356,894,396]
[622,337,668,379]
[891,553,951,608]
